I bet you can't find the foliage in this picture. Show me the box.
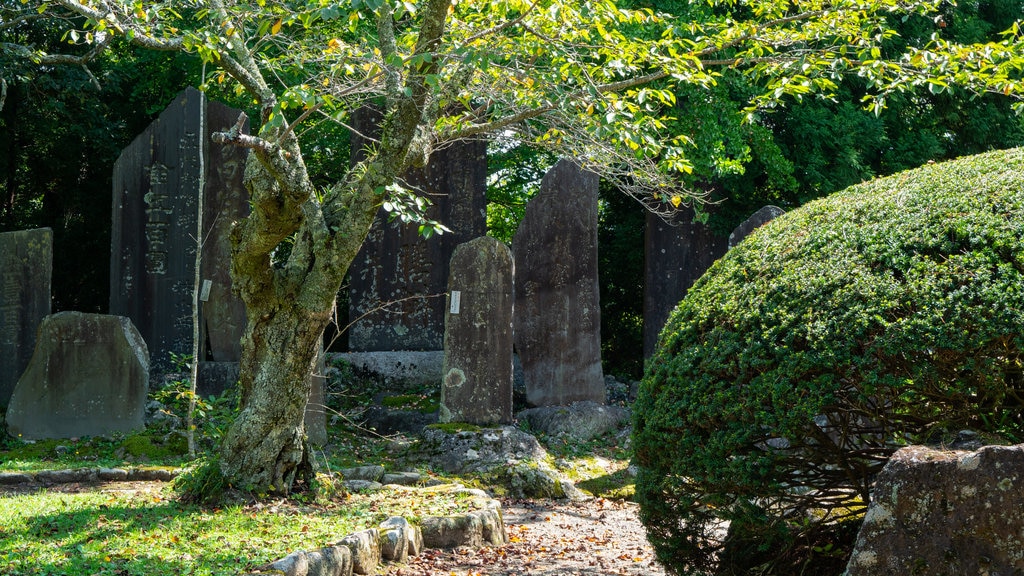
[633,148,1024,575]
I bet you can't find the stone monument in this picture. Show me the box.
[0,227,52,406]
[513,159,604,407]
[440,236,514,425]
[642,207,728,357]
[729,205,785,249]
[347,106,487,352]
[5,312,149,439]
[109,87,249,383]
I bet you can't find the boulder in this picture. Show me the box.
[517,401,629,442]
[5,312,148,440]
[846,444,1024,575]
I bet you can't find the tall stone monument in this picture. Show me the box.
[109,87,249,378]
[729,205,785,249]
[5,312,149,440]
[513,159,604,407]
[0,227,52,406]
[440,236,514,425]
[347,106,487,351]
[642,207,729,358]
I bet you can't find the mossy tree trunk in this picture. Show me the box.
[215,0,452,495]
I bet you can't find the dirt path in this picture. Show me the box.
[391,497,666,576]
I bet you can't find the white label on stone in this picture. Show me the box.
[450,290,461,314]
[200,279,213,302]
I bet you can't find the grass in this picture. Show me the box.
[0,483,483,576]
[0,434,190,473]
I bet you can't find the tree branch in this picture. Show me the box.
[448,70,670,139]
[52,0,184,52]
[460,0,541,46]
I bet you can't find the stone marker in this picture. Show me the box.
[347,106,487,351]
[109,87,249,377]
[846,443,1024,576]
[513,159,604,407]
[440,236,514,425]
[728,205,785,248]
[0,227,52,406]
[642,207,728,357]
[304,346,328,445]
[5,312,149,440]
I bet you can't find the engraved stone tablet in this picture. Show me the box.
[513,159,604,407]
[347,106,487,351]
[5,312,148,439]
[0,227,52,406]
[110,88,249,377]
[642,207,728,357]
[441,237,514,425]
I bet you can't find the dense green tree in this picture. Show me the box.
[635,148,1024,575]
[8,0,1024,498]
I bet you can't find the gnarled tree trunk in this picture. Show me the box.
[214,0,452,496]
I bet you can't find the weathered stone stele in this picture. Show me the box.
[347,106,487,351]
[440,236,514,425]
[513,159,604,407]
[0,227,52,406]
[845,443,1024,576]
[109,87,249,379]
[728,205,785,249]
[642,207,728,357]
[5,312,149,439]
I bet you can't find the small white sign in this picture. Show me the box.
[200,279,213,302]
[450,290,462,314]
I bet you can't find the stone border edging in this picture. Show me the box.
[245,486,507,576]
[0,466,178,485]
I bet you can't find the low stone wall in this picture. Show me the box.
[248,494,505,576]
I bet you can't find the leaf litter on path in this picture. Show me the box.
[391,497,665,576]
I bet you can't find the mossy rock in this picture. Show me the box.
[634,148,1024,575]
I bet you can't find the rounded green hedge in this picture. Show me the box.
[633,148,1024,575]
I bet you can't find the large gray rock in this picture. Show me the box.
[441,236,514,425]
[410,426,583,499]
[5,312,149,439]
[845,444,1024,575]
[517,401,629,442]
[0,227,52,406]
[513,159,604,407]
[414,426,548,475]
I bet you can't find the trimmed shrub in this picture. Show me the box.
[633,148,1024,575]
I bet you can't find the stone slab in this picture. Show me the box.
[513,159,604,406]
[0,227,52,406]
[347,106,487,351]
[5,312,149,439]
[728,205,785,248]
[441,236,514,425]
[642,207,728,357]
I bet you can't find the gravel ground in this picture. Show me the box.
[391,497,667,576]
